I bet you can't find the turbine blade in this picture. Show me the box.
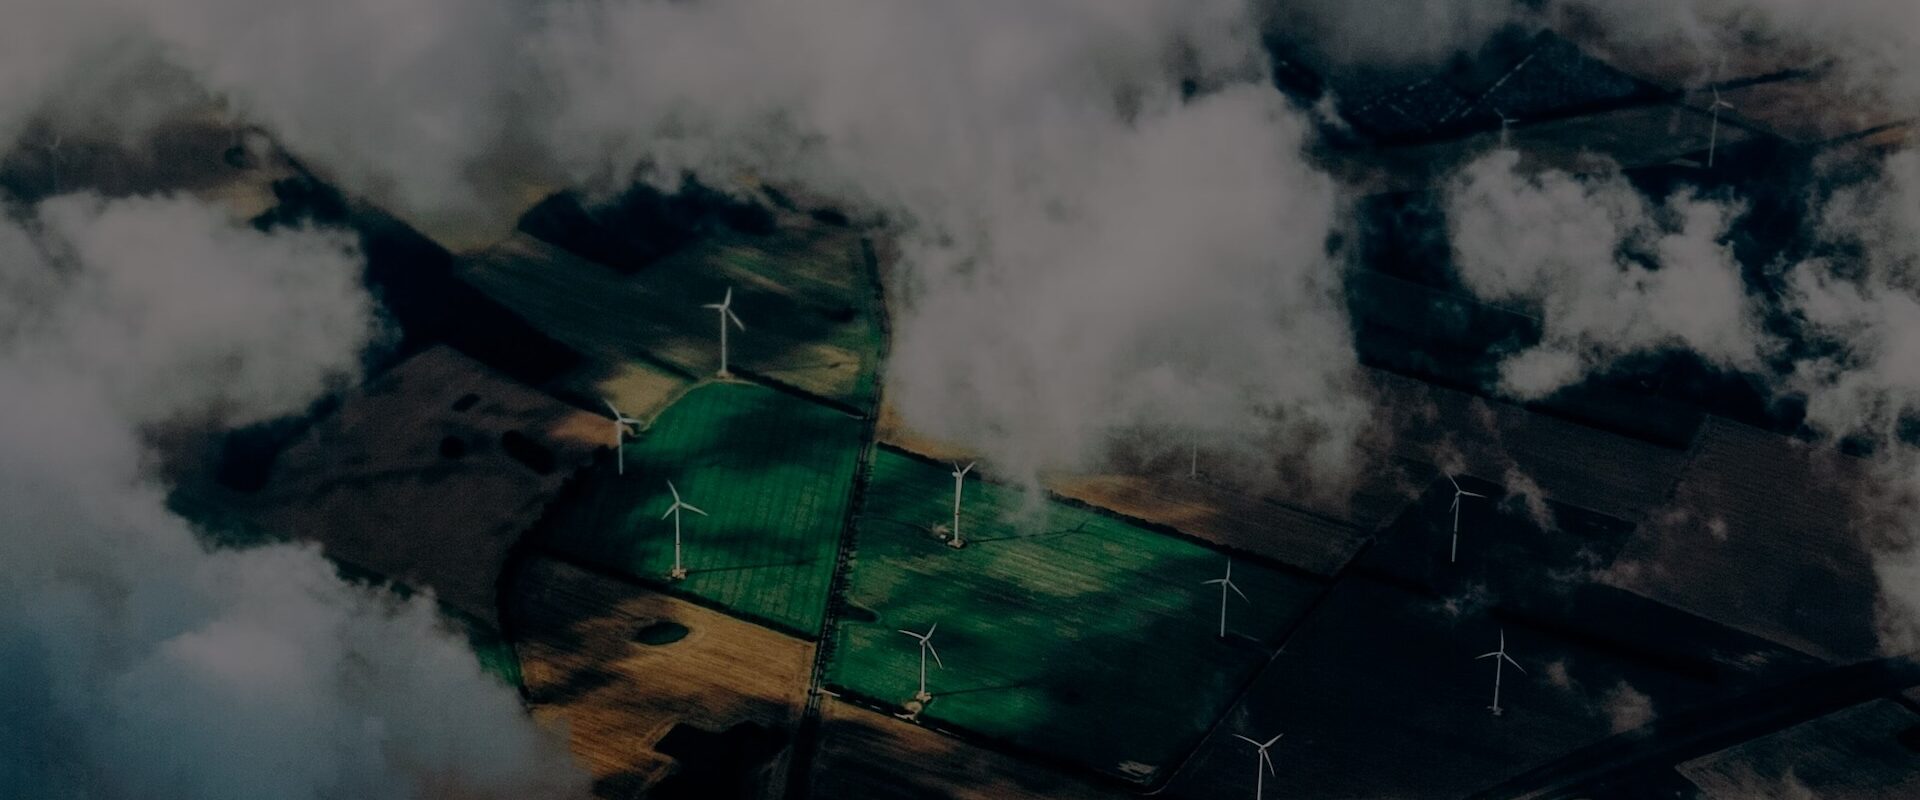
[926,641,943,667]
[668,480,681,502]
[723,287,733,306]
[1202,578,1226,586]
[682,503,708,516]
[1262,733,1285,748]
[1447,473,1462,492]
[728,309,745,330]
[603,399,621,416]
[1262,750,1276,775]
[962,461,975,476]
[1477,651,1501,660]
[1231,734,1260,747]
[926,622,937,637]
[1462,491,1486,498]
[660,505,676,520]
[1227,580,1249,602]
[1504,654,1525,673]
[897,629,916,638]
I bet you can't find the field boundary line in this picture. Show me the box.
[784,234,889,800]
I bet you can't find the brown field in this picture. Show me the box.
[1610,417,1880,663]
[880,398,1416,573]
[874,401,977,465]
[1709,77,1910,145]
[0,108,298,216]
[808,698,1123,800]
[510,557,814,800]
[1678,699,1920,799]
[459,220,881,408]
[1047,473,1366,578]
[1554,16,1819,90]
[214,345,603,627]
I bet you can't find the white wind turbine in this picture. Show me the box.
[1202,559,1249,638]
[660,480,707,580]
[1707,87,1735,168]
[1476,628,1526,716]
[703,286,746,378]
[898,623,944,703]
[1494,107,1516,147]
[948,462,975,549]
[603,399,643,475]
[1447,474,1486,564]
[1232,732,1284,800]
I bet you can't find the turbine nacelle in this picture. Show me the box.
[662,480,709,519]
[897,623,944,667]
[1202,560,1249,602]
[704,287,746,331]
[1232,732,1285,774]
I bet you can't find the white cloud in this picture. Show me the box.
[1445,150,1771,399]
[0,194,585,798]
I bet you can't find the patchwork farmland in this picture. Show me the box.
[825,448,1326,785]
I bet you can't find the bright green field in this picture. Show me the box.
[542,381,864,635]
[826,449,1326,783]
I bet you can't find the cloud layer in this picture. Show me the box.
[1445,150,1770,399]
[535,0,1369,487]
[0,195,585,798]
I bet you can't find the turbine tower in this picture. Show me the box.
[603,399,642,475]
[1231,732,1284,800]
[948,462,975,549]
[660,480,707,580]
[1202,559,1249,638]
[898,623,944,703]
[1447,474,1486,564]
[703,286,746,378]
[1707,87,1735,168]
[1476,628,1526,716]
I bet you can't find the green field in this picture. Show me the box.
[826,449,1326,783]
[541,380,864,635]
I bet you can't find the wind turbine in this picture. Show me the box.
[660,480,707,580]
[703,287,746,378]
[1494,107,1516,147]
[1202,559,1249,638]
[1707,87,1734,168]
[1231,732,1284,800]
[1447,474,1486,564]
[1476,628,1526,716]
[603,399,642,475]
[1189,436,1199,480]
[898,623,944,703]
[947,462,974,549]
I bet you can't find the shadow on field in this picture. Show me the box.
[829,450,1333,785]
[651,721,788,800]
